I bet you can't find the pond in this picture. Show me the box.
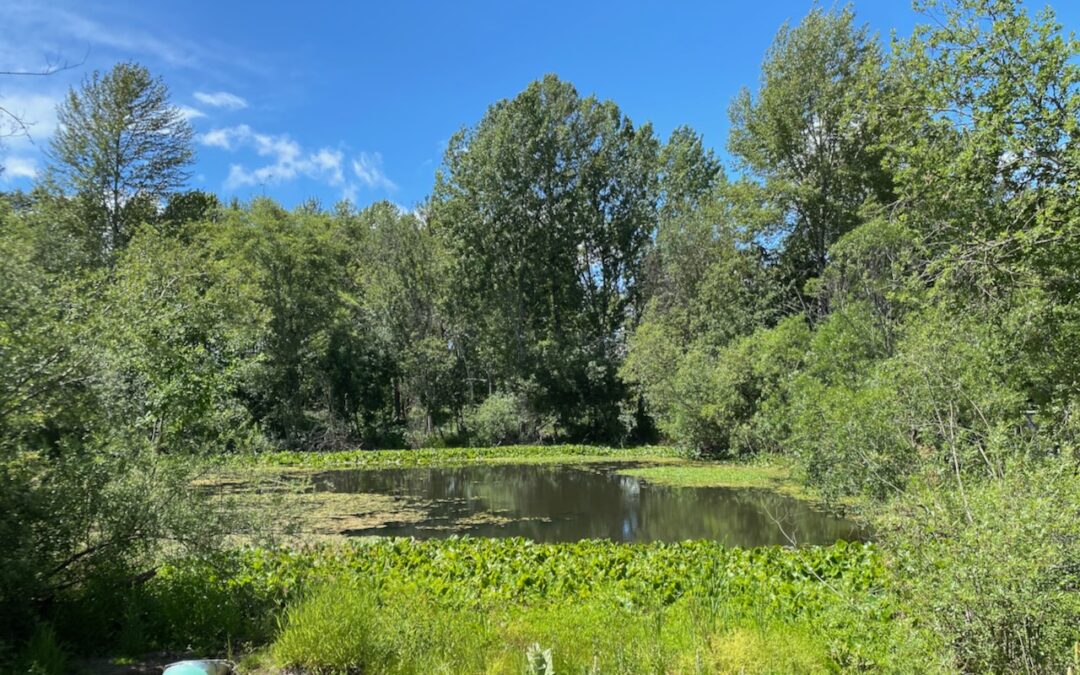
[307,462,865,546]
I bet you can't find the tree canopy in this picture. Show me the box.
[49,62,194,259]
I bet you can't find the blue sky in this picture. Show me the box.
[2,0,1077,209]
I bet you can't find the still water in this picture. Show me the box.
[308,463,865,546]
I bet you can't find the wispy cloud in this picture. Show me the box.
[200,124,395,198]
[0,155,39,181]
[0,91,62,139]
[0,3,273,79]
[352,152,397,191]
[194,91,248,110]
[177,105,206,121]
[3,4,202,69]
[200,124,344,189]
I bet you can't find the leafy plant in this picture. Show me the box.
[524,643,553,675]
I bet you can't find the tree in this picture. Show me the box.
[49,62,194,258]
[351,202,462,439]
[0,194,236,642]
[728,6,893,307]
[432,75,659,440]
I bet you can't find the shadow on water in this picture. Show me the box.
[306,463,867,546]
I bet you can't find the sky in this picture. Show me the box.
[2,0,1078,210]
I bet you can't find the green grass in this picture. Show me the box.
[16,624,69,675]
[271,582,843,674]
[616,461,813,500]
[271,581,380,673]
[224,443,689,470]
[63,537,948,673]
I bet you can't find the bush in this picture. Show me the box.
[649,315,810,456]
[880,461,1080,673]
[786,305,1030,501]
[465,392,529,446]
[789,378,912,501]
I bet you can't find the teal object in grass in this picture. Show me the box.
[162,660,232,675]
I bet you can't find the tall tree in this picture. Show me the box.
[728,6,893,307]
[352,202,461,435]
[433,75,659,439]
[49,62,194,258]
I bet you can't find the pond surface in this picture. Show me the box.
[307,463,865,546]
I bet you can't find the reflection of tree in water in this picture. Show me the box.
[313,464,864,545]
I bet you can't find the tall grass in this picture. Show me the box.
[272,582,380,673]
[269,576,943,673]
[49,538,949,673]
[17,624,69,675]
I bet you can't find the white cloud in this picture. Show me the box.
[312,148,345,184]
[177,105,206,121]
[352,152,397,191]
[0,91,61,140]
[201,124,343,189]
[199,125,242,149]
[201,124,394,197]
[0,155,38,181]
[194,91,248,110]
[0,91,62,183]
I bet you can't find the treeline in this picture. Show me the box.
[3,0,1080,670]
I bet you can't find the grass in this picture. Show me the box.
[265,588,836,674]
[616,461,813,500]
[17,624,69,675]
[271,582,380,673]
[66,537,945,673]
[58,537,950,673]
[224,443,690,470]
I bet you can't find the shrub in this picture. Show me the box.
[880,461,1080,673]
[652,315,811,456]
[464,392,528,446]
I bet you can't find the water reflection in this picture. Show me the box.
[309,463,866,546]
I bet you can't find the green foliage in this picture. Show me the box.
[464,392,530,446]
[61,538,941,673]
[240,444,685,470]
[49,62,194,259]
[168,538,885,623]
[629,316,809,456]
[728,5,893,295]
[351,202,463,439]
[16,624,68,675]
[433,74,660,441]
[615,7,1080,669]
[881,461,1080,673]
[98,224,259,452]
[3,2,1079,670]
[272,582,380,673]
